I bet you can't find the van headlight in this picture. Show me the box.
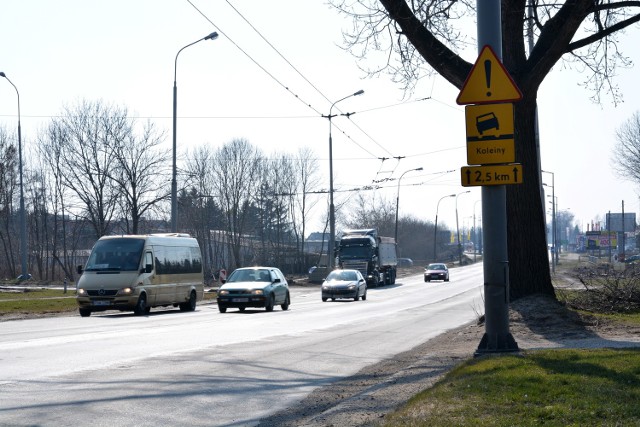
[117,287,134,295]
[77,288,87,296]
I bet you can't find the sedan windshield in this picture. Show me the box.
[427,264,446,271]
[327,271,358,281]
[227,269,272,282]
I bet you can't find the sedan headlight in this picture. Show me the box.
[250,289,264,295]
[348,284,356,290]
[218,290,229,296]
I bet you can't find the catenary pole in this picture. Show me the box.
[474,0,519,355]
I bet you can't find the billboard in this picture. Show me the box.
[605,213,636,232]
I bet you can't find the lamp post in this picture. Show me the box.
[473,199,481,263]
[394,167,423,244]
[433,194,455,262]
[1,72,28,280]
[171,31,219,233]
[324,89,364,270]
[456,190,470,265]
[542,170,555,273]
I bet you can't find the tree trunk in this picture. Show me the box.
[507,96,555,300]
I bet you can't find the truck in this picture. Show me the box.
[336,228,398,287]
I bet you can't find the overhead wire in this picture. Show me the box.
[186,0,401,162]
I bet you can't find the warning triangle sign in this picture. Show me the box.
[456,45,522,105]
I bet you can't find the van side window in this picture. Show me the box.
[144,252,153,270]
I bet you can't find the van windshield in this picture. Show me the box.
[85,238,145,272]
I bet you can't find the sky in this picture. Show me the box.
[1,1,639,239]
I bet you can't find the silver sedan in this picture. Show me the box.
[321,269,367,302]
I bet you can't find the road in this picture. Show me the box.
[0,263,484,426]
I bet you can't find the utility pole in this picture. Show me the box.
[473,0,519,355]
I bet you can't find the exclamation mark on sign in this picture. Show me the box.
[484,60,492,97]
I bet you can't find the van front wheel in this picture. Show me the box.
[79,308,91,317]
[134,294,147,316]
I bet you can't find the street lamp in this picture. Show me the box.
[171,31,219,233]
[394,167,423,244]
[1,72,28,280]
[473,199,481,263]
[456,190,470,265]
[542,170,555,273]
[433,194,455,261]
[324,89,364,270]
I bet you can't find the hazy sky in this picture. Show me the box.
[1,1,639,238]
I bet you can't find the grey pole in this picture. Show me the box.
[433,194,455,262]
[325,89,364,270]
[394,167,423,244]
[475,0,519,355]
[0,72,28,281]
[171,32,218,233]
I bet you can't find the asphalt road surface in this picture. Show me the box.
[0,263,484,426]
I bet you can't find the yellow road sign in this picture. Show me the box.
[456,45,522,105]
[465,103,514,139]
[465,103,515,164]
[467,139,515,165]
[460,164,523,187]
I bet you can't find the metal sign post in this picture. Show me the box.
[458,0,519,355]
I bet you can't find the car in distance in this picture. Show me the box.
[424,263,449,282]
[216,267,290,313]
[397,257,414,267]
[623,254,640,264]
[321,269,367,302]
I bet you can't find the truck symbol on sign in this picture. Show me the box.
[476,112,499,134]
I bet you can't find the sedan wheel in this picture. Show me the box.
[265,294,275,312]
[281,293,290,311]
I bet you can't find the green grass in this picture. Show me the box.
[381,255,640,426]
[0,288,78,313]
[383,348,640,426]
[0,287,218,315]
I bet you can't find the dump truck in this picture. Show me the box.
[336,228,397,287]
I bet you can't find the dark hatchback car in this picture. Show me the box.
[424,263,449,282]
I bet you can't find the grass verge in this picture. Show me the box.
[382,254,640,426]
[383,348,640,426]
[0,287,218,316]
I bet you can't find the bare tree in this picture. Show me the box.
[37,120,83,281]
[52,99,127,239]
[290,147,322,271]
[612,111,640,183]
[184,145,228,276]
[211,138,263,268]
[331,0,640,300]
[0,126,19,278]
[255,154,295,267]
[109,120,169,235]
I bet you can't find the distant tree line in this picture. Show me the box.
[0,98,465,282]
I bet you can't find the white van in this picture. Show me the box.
[76,234,204,317]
